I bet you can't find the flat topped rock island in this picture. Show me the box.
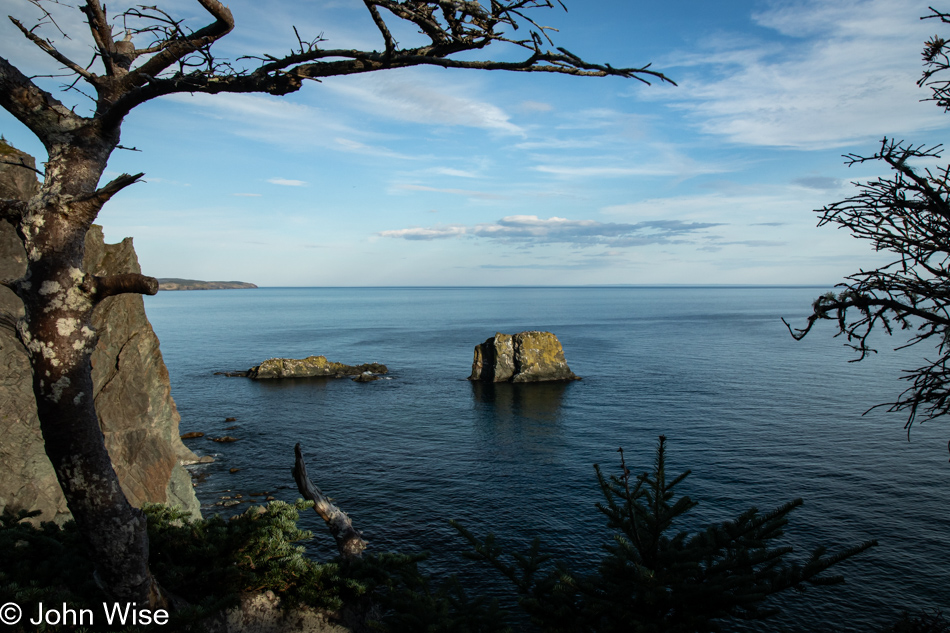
[469,331,580,383]
[219,356,388,381]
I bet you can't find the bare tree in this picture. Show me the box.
[784,8,950,437]
[0,0,671,607]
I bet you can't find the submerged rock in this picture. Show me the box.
[246,355,388,380]
[469,331,580,383]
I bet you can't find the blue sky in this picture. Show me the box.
[3,0,950,286]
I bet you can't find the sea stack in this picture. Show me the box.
[469,331,580,383]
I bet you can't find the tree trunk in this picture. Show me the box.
[14,136,162,605]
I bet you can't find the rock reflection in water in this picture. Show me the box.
[470,381,574,457]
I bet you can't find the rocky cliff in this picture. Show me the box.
[469,331,580,383]
[0,147,201,523]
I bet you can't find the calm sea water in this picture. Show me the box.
[144,286,949,631]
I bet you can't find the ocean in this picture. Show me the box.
[143,286,950,631]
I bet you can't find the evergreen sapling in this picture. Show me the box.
[454,436,877,633]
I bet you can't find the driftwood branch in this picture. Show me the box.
[293,443,367,561]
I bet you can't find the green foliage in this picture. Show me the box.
[883,610,950,633]
[0,450,903,633]
[0,502,355,631]
[350,551,511,633]
[0,510,109,632]
[454,436,877,633]
[0,134,15,155]
[145,500,352,612]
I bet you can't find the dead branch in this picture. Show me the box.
[786,137,950,430]
[0,156,44,177]
[293,443,367,561]
[0,55,81,143]
[89,273,159,302]
[10,17,94,80]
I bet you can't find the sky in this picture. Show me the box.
[2,0,950,286]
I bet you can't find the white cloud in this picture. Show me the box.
[321,72,524,135]
[378,225,468,240]
[519,100,554,112]
[652,0,947,149]
[427,167,481,178]
[379,215,722,246]
[333,138,418,160]
[268,178,307,187]
[164,92,418,158]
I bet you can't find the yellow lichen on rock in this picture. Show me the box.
[248,356,388,379]
[469,331,579,383]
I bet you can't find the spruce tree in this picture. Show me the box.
[454,436,877,633]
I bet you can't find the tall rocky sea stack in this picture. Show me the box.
[0,143,201,523]
[469,331,580,383]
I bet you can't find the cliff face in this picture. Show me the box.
[0,150,201,523]
[469,331,580,383]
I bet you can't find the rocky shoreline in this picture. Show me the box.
[158,278,258,290]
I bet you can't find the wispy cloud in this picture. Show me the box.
[427,167,481,178]
[391,184,505,200]
[519,101,554,113]
[379,215,722,247]
[533,163,725,178]
[333,138,419,160]
[164,92,416,158]
[268,178,307,187]
[792,176,843,190]
[321,72,523,135]
[651,0,945,149]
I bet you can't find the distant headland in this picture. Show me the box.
[157,278,258,291]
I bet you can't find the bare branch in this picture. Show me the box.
[123,0,235,89]
[78,0,119,76]
[65,172,144,224]
[364,0,396,55]
[0,156,44,177]
[787,135,950,429]
[9,17,95,81]
[89,273,159,302]
[0,55,82,143]
[293,443,367,561]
